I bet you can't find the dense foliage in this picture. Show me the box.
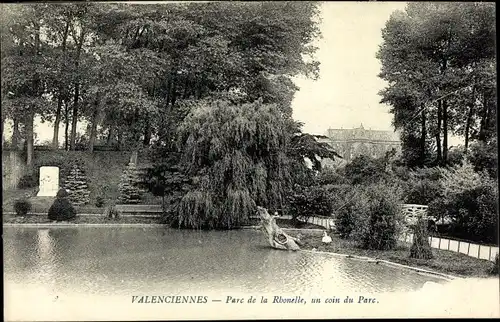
[334,183,404,250]
[14,198,32,216]
[1,2,321,161]
[64,164,91,206]
[428,162,498,244]
[118,162,143,204]
[377,2,496,167]
[287,184,334,222]
[173,98,293,229]
[47,188,77,221]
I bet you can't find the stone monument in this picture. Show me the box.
[257,206,302,251]
[37,166,60,197]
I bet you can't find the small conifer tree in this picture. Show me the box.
[118,162,142,204]
[64,164,91,206]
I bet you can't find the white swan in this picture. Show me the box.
[322,231,332,244]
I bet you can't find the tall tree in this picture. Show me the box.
[1,3,52,165]
[377,2,496,166]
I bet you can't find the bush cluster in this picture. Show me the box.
[490,254,499,275]
[14,198,32,216]
[287,184,334,221]
[118,162,143,204]
[402,167,443,205]
[48,189,77,221]
[428,161,498,244]
[64,164,91,206]
[17,174,37,189]
[335,183,404,250]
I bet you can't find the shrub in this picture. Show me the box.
[489,254,499,275]
[17,174,37,189]
[409,216,434,259]
[14,198,32,216]
[344,155,388,185]
[334,187,369,239]
[352,184,404,250]
[400,167,443,205]
[440,160,485,198]
[104,204,120,219]
[443,184,498,244]
[447,146,466,166]
[118,162,142,204]
[428,160,498,244]
[64,164,91,206]
[468,139,497,179]
[287,184,334,222]
[316,167,349,185]
[336,183,404,250]
[48,188,77,221]
[95,196,105,208]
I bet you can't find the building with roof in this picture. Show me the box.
[318,124,401,164]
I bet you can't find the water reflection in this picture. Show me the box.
[4,227,445,298]
[35,229,56,281]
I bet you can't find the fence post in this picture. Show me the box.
[478,244,481,259]
[467,242,471,256]
[438,237,441,249]
[447,239,450,250]
[489,246,492,261]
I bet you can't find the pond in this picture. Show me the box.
[4,226,495,320]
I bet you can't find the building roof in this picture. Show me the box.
[326,125,400,142]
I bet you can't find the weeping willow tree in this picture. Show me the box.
[175,98,292,229]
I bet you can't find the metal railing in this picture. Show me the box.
[287,204,498,262]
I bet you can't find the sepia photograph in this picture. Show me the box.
[2,1,498,320]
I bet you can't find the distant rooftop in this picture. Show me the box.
[326,124,400,142]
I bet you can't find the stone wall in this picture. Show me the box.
[2,150,26,190]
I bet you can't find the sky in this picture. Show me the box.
[291,1,408,135]
[4,1,412,144]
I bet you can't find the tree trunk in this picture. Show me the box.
[478,93,487,142]
[25,111,35,167]
[69,82,80,150]
[69,26,86,151]
[12,117,20,150]
[442,99,448,164]
[182,76,190,99]
[479,88,494,143]
[64,101,70,151]
[464,86,476,152]
[106,124,114,146]
[117,128,123,151]
[87,104,100,152]
[420,105,426,165]
[1,113,4,148]
[435,101,442,163]
[484,95,492,139]
[143,118,151,146]
[129,150,138,165]
[52,97,63,149]
[52,19,70,149]
[171,71,178,107]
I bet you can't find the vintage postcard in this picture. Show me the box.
[2,1,499,320]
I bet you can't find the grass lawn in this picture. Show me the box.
[2,188,163,214]
[295,230,498,278]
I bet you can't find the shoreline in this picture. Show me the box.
[4,221,495,280]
